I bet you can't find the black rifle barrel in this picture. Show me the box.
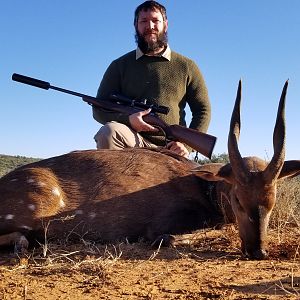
[12,73,169,115]
[12,73,91,99]
[12,73,50,90]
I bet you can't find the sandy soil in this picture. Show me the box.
[0,225,299,300]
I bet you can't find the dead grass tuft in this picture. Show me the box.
[271,176,300,230]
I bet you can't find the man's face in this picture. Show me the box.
[135,8,168,53]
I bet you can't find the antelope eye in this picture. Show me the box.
[248,216,254,223]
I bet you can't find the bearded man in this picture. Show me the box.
[93,0,211,158]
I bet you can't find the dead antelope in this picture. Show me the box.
[0,81,299,259]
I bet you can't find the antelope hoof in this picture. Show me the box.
[244,249,268,260]
[151,234,175,248]
[0,232,29,252]
[14,235,30,254]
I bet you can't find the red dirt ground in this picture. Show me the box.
[0,225,299,300]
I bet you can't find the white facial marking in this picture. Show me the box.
[59,198,65,208]
[27,178,35,183]
[259,206,272,233]
[18,235,29,249]
[5,214,14,220]
[10,178,18,182]
[20,225,33,230]
[89,212,97,219]
[28,204,36,211]
[52,187,61,197]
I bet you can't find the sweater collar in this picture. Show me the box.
[136,45,171,61]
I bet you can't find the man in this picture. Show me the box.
[93,0,211,158]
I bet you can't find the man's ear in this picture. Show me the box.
[164,20,168,32]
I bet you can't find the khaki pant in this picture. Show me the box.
[94,121,158,150]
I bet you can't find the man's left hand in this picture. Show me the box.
[167,141,189,158]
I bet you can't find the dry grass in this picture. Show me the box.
[270,176,300,230]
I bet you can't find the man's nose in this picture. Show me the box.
[146,20,155,29]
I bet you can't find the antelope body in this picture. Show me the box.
[1,81,299,259]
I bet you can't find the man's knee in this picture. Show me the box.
[94,121,139,150]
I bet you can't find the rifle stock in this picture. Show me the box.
[12,73,217,159]
[141,114,216,159]
[165,125,216,160]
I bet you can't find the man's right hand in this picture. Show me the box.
[129,108,159,132]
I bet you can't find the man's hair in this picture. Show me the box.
[134,1,167,26]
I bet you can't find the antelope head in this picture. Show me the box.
[225,80,288,259]
[193,80,300,259]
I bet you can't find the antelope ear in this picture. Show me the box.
[191,163,225,181]
[279,160,300,179]
[192,163,235,183]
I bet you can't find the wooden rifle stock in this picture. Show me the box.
[141,114,216,159]
[12,73,217,159]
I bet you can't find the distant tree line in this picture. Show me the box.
[0,154,40,177]
[193,152,229,165]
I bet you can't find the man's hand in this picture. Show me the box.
[129,109,189,158]
[129,108,159,132]
[167,141,189,158]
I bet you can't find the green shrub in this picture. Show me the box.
[0,154,40,177]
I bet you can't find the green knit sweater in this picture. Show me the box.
[93,50,211,146]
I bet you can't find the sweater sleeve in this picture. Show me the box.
[185,60,211,133]
[92,60,130,126]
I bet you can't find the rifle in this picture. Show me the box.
[12,73,217,159]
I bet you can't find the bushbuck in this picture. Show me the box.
[0,81,299,259]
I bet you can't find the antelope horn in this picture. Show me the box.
[228,80,250,184]
[263,80,288,183]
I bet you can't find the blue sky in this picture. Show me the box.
[1,1,299,160]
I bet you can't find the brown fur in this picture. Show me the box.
[0,149,223,247]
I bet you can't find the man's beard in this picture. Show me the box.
[135,29,168,54]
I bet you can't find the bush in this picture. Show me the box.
[0,154,40,177]
[193,152,229,165]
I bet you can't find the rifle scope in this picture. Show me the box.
[110,94,169,115]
